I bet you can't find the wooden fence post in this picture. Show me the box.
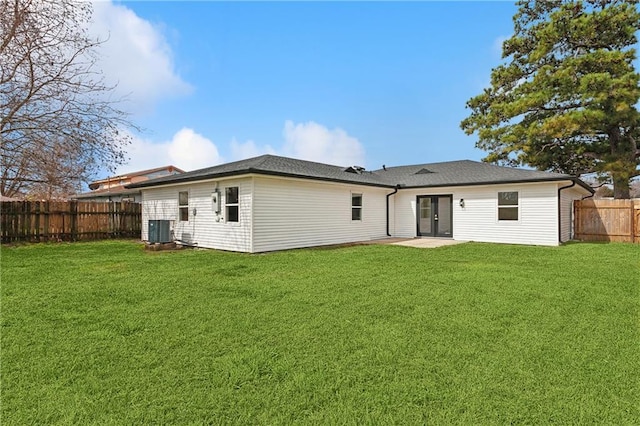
[573,201,579,240]
[23,201,29,241]
[70,201,78,241]
[43,201,50,241]
[632,201,636,244]
[34,201,40,241]
[110,201,115,238]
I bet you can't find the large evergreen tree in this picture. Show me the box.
[461,0,640,199]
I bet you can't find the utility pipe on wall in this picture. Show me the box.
[386,185,401,236]
[557,180,576,243]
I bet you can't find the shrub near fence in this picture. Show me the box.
[574,199,640,243]
[1,201,141,243]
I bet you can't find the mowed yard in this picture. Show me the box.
[2,240,638,424]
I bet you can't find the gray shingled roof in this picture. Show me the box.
[127,155,392,188]
[127,154,593,192]
[379,160,590,189]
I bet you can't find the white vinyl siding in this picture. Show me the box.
[559,185,587,243]
[252,176,388,252]
[142,175,389,253]
[141,178,252,252]
[394,182,571,246]
[140,173,592,252]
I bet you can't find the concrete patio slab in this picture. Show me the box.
[391,238,465,248]
[364,237,466,248]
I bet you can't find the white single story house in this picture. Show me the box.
[127,154,593,252]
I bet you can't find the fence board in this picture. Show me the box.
[574,199,640,243]
[1,201,141,243]
[635,207,640,243]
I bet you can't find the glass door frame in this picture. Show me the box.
[416,195,453,237]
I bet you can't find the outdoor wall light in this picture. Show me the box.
[459,199,465,208]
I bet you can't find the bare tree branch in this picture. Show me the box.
[0,0,138,199]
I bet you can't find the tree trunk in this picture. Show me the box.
[613,176,631,199]
[608,126,633,199]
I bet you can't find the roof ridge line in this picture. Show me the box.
[253,154,274,169]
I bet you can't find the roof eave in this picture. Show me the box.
[126,169,252,188]
[571,177,595,193]
[127,168,395,189]
[74,188,142,198]
[398,176,594,192]
[126,163,594,194]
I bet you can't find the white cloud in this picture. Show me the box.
[281,120,366,167]
[116,120,365,176]
[116,128,222,174]
[168,128,223,170]
[89,1,191,112]
[227,121,366,167]
[230,139,276,160]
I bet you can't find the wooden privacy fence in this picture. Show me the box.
[1,201,142,243]
[574,199,640,243]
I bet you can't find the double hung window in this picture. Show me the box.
[498,191,518,221]
[178,191,189,221]
[352,194,362,221]
[226,187,239,222]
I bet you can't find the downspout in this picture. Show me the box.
[557,180,576,244]
[580,192,595,201]
[386,185,400,236]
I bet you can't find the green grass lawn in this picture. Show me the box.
[1,240,638,424]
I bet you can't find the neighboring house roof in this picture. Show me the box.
[88,165,185,190]
[127,154,594,193]
[76,165,185,199]
[74,186,141,199]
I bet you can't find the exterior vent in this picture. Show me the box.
[415,168,434,174]
[345,166,366,174]
[148,220,171,243]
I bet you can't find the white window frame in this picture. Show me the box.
[178,191,189,222]
[225,186,239,223]
[497,191,519,221]
[351,193,363,221]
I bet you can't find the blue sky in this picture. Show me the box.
[94,1,520,176]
